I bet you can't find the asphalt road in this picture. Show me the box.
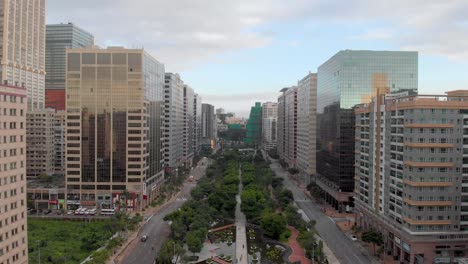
[122,158,210,264]
[269,160,377,264]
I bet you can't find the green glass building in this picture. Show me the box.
[244,102,262,145]
[316,50,418,201]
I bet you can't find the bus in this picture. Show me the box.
[100,209,115,216]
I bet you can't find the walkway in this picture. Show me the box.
[235,165,248,264]
[287,227,311,264]
[208,224,235,233]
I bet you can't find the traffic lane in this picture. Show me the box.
[123,159,209,264]
[269,163,370,264]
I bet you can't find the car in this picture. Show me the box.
[67,210,74,215]
[43,209,52,215]
[141,235,148,242]
[350,234,358,241]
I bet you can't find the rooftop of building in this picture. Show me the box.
[27,175,65,190]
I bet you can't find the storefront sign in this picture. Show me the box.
[48,200,58,205]
[394,237,401,245]
[58,199,65,204]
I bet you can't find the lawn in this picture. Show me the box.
[28,218,119,264]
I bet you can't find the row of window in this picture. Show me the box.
[0,122,23,130]
[0,108,23,116]
[0,95,24,103]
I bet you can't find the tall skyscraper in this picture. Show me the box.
[316,50,418,210]
[0,84,28,264]
[65,47,165,211]
[193,93,202,155]
[296,73,317,184]
[244,102,262,145]
[261,102,277,151]
[183,85,195,166]
[355,90,468,263]
[201,103,216,149]
[0,0,46,110]
[277,87,297,168]
[45,23,94,110]
[164,73,184,170]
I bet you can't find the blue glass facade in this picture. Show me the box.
[317,50,418,192]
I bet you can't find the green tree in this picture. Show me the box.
[186,231,204,255]
[362,229,383,255]
[260,213,287,239]
[278,189,294,208]
[241,187,266,219]
[284,205,305,229]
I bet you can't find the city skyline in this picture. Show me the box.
[46,0,468,117]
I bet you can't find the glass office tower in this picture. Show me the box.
[316,50,418,205]
[65,47,165,211]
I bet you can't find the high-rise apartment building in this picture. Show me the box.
[261,102,277,151]
[45,23,94,110]
[277,87,297,167]
[0,0,46,110]
[164,73,184,170]
[355,90,468,263]
[26,108,55,178]
[316,50,418,210]
[65,47,165,211]
[193,93,202,155]
[296,73,317,184]
[0,84,28,264]
[201,103,216,149]
[183,85,195,167]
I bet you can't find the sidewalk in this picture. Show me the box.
[287,227,311,264]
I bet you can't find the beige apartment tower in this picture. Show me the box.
[0,84,29,264]
[0,0,46,110]
[296,72,317,184]
[65,47,165,211]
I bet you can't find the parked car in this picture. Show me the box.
[43,209,52,215]
[350,234,357,241]
[67,210,74,215]
[141,235,148,242]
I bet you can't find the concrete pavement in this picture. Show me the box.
[269,160,378,264]
[235,166,248,264]
[119,158,210,264]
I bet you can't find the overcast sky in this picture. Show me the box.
[48,0,468,117]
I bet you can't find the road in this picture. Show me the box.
[121,158,210,264]
[235,165,248,264]
[269,160,377,264]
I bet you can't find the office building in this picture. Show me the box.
[296,73,317,184]
[183,85,195,167]
[355,90,468,264]
[65,47,165,211]
[53,110,66,175]
[164,73,184,170]
[201,103,217,149]
[261,102,277,151]
[316,50,418,210]
[0,0,46,110]
[45,23,94,110]
[26,108,55,178]
[277,87,298,168]
[193,93,202,155]
[0,84,28,264]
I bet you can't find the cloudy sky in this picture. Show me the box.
[48,0,468,117]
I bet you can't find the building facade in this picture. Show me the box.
[53,110,66,175]
[193,93,202,155]
[0,84,28,264]
[244,102,262,145]
[316,50,418,209]
[45,23,94,110]
[277,87,298,167]
[65,47,165,211]
[355,90,468,264]
[183,85,195,167]
[26,108,55,178]
[201,103,216,149]
[0,0,46,110]
[296,73,317,184]
[163,73,184,170]
[262,102,277,151]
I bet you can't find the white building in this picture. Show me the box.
[164,73,184,169]
[262,102,278,151]
[0,0,46,110]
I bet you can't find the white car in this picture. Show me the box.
[67,210,74,215]
[350,234,358,241]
